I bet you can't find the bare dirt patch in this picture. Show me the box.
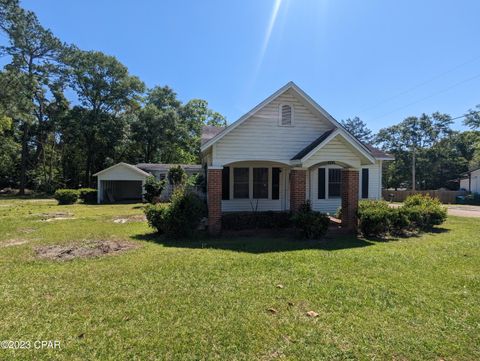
[36,212,75,222]
[18,227,36,234]
[113,215,146,224]
[35,240,138,261]
[1,239,29,248]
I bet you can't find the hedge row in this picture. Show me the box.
[358,194,447,237]
[222,211,292,230]
[222,202,330,239]
[53,188,97,205]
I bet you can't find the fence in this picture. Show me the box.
[382,189,467,204]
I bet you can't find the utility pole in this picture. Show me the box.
[412,147,416,191]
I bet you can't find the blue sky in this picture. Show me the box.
[13,0,480,131]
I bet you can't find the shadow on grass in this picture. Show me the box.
[132,232,375,254]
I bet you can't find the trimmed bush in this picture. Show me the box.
[143,176,166,203]
[357,195,447,237]
[78,188,97,204]
[403,194,447,230]
[358,200,392,237]
[291,201,330,239]
[54,189,79,205]
[144,188,206,238]
[222,211,292,230]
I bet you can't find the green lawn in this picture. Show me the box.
[0,198,479,360]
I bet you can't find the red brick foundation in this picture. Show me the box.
[207,168,222,235]
[290,169,306,212]
[341,168,359,232]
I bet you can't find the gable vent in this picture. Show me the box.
[280,104,293,126]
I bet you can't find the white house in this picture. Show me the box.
[201,81,393,234]
[460,168,480,194]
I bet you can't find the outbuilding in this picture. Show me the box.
[93,163,150,203]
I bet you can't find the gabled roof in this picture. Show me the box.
[291,128,376,164]
[136,163,202,172]
[291,128,336,160]
[93,162,151,177]
[201,125,225,145]
[200,81,381,161]
[363,144,394,160]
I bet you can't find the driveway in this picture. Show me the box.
[390,203,480,218]
[445,204,480,218]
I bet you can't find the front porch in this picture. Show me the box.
[206,161,359,235]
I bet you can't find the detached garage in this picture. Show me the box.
[93,163,149,203]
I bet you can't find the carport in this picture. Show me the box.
[93,163,150,203]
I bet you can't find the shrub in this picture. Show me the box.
[144,203,169,234]
[222,211,292,230]
[357,200,392,237]
[357,196,447,237]
[78,188,97,204]
[388,207,412,235]
[403,194,447,230]
[144,188,206,238]
[168,165,187,188]
[54,189,79,205]
[291,201,330,239]
[143,176,166,203]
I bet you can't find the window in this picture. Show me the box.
[280,104,293,126]
[272,168,280,200]
[253,168,268,199]
[361,168,369,199]
[233,168,249,198]
[318,168,326,199]
[328,169,341,198]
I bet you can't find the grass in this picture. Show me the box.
[0,198,479,360]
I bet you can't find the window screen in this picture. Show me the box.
[253,168,268,199]
[328,169,341,198]
[233,168,249,198]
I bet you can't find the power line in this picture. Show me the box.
[450,109,480,122]
[360,54,480,113]
[370,72,480,121]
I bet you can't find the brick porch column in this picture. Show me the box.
[207,167,222,235]
[290,169,306,212]
[341,168,359,232]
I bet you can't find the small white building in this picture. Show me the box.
[94,163,202,203]
[460,168,480,194]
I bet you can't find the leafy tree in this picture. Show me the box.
[168,165,187,188]
[143,175,165,203]
[375,113,453,190]
[64,49,144,186]
[0,0,67,193]
[340,116,373,143]
[464,105,480,129]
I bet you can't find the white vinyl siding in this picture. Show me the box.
[307,162,383,213]
[308,164,342,214]
[359,162,382,199]
[303,135,361,169]
[214,90,332,164]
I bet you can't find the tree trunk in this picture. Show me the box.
[18,122,29,195]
